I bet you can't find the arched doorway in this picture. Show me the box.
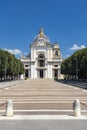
[38,54,45,67]
[38,54,45,78]
[54,69,58,79]
[25,69,28,78]
[40,70,43,78]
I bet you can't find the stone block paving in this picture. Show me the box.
[0,79,87,115]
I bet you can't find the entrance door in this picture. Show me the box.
[40,70,43,78]
[54,70,58,78]
[25,70,28,78]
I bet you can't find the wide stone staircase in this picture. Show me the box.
[0,79,87,116]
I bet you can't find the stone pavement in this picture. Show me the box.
[0,79,87,116]
[0,115,87,120]
[0,80,23,89]
[0,120,87,130]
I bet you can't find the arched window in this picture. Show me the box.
[38,54,45,67]
[55,51,58,56]
[54,65,58,67]
[38,54,45,59]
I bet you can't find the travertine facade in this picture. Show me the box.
[20,28,62,79]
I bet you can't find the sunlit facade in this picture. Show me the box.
[20,28,62,79]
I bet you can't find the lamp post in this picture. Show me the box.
[74,58,78,80]
[5,63,6,82]
[17,62,19,80]
[14,62,16,80]
[5,57,8,82]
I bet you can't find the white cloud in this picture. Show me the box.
[24,52,28,55]
[65,55,70,58]
[70,44,86,50]
[4,49,22,55]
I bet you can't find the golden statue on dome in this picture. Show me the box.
[39,27,44,38]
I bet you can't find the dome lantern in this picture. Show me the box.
[33,27,50,44]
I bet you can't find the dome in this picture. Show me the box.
[33,27,50,44]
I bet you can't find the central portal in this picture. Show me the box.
[40,70,43,78]
[38,54,45,78]
[54,69,58,79]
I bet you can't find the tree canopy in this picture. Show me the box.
[61,48,87,80]
[0,49,24,81]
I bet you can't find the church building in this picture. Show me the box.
[20,28,62,79]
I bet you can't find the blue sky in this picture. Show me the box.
[0,0,87,58]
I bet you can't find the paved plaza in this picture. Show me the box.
[0,79,87,116]
[0,120,87,130]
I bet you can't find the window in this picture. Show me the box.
[25,65,29,67]
[54,65,58,67]
[55,51,58,56]
[38,54,45,67]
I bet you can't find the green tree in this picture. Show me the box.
[61,48,87,80]
[0,49,24,81]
